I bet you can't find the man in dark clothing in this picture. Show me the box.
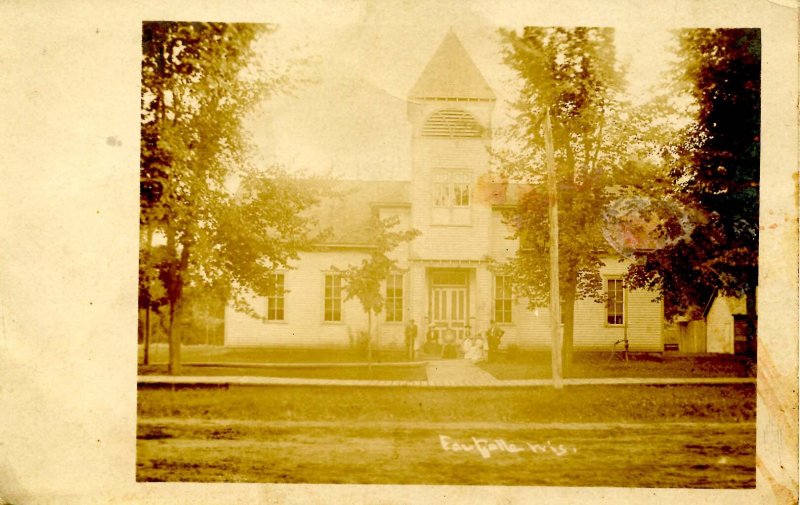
[486,319,504,363]
[405,319,418,361]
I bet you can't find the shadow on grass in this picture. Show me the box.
[138,364,427,381]
[478,352,756,380]
[139,344,409,365]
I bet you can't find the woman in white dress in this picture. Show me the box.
[461,336,474,358]
[464,334,485,363]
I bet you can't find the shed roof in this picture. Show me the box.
[408,31,495,101]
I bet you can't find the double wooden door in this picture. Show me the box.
[430,285,468,342]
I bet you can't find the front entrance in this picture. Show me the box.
[428,270,470,343]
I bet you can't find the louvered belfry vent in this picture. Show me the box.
[422,109,482,138]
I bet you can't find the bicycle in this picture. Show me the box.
[607,337,631,365]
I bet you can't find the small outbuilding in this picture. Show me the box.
[666,316,707,353]
[704,292,748,354]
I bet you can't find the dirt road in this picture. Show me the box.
[137,418,755,487]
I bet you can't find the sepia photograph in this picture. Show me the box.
[0,1,796,504]
[137,16,759,487]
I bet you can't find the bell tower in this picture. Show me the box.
[407,30,496,137]
[407,30,496,256]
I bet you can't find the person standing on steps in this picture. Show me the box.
[486,319,504,363]
[405,319,418,361]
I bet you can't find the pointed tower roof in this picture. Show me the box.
[408,31,496,101]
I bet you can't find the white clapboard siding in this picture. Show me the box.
[513,303,553,349]
[225,251,370,349]
[417,138,490,169]
[410,224,492,260]
[499,256,663,352]
[474,267,493,333]
[490,209,517,261]
[224,253,665,352]
[375,322,405,350]
[571,288,663,352]
[408,136,494,261]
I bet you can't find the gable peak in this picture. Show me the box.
[408,31,496,101]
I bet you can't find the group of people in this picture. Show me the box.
[404,319,504,362]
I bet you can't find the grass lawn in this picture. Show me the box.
[140,345,756,381]
[478,352,756,380]
[137,384,755,486]
[138,384,755,423]
[139,343,408,364]
[138,364,427,381]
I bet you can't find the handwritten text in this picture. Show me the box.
[439,434,577,459]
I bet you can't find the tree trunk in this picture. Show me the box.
[557,117,577,377]
[367,311,373,371]
[544,111,563,388]
[205,300,210,346]
[143,224,154,366]
[168,299,181,375]
[165,218,182,375]
[561,272,577,376]
[144,304,151,365]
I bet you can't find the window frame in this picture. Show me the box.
[432,180,451,208]
[265,272,286,322]
[323,272,343,323]
[494,274,513,324]
[432,170,471,209]
[606,278,625,326]
[385,273,404,323]
[431,169,472,225]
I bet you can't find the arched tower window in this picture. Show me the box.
[422,109,482,138]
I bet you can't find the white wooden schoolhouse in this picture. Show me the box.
[224,32,666,352]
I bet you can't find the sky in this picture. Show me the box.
[243,2,675,181]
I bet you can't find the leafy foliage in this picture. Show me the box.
[626,29,760,324]
[139,22,319,372]
[337,215,420,317]
[332,214,419,361]
[495,27,658,364]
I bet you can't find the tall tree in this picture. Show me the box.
[625,29,760,351]
[336,215,419,364]
[138,233,168,365]
[496,27,648,371]
[140,22,318,374]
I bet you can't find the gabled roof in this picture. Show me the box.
[408,31,495,101]
[703,291,748,318]
[309,180,410,246]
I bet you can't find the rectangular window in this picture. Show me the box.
[607,279,624,325]
[494,275,513,323]
[266,273,285,321]
[385,273,404,322]
[324,273,342,322]
[432,171,471,209]
[433,182,451,207]
[432,168,471,225]
[452,182,470,207]
[451,171,471,207]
